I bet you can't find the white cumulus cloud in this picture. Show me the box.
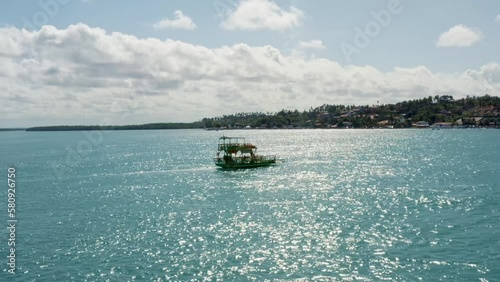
[436,24,483,47]
[496,15,500,22]
[299,40,326,50]
[0,24,498,127]
[153,10,197,30]
[221,0,304,31]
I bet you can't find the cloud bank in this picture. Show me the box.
[0,24,498,127]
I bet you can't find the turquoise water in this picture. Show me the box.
[0,129,499,281]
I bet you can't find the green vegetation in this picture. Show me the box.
[24,95,499,131]
[26,122,204,131]
[0,128,26,131]
[203,95,499,129]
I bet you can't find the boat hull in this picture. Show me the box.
[214,158,276,169]
[214,162,275,169]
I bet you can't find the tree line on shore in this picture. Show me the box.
[203,95,499,129]
[25,122,203,131]
[25,95,499,131]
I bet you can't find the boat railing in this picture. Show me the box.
[218,143,256,150]
[255,155,276,161]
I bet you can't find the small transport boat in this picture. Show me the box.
[214,136,276,169]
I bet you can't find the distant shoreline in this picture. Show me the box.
[4,95,500,131]
[24,123,203,132]
[0,128,26,131]
[7,126,498,132]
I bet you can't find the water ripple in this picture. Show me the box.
[1,129,499,281]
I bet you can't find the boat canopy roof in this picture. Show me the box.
[217,136,258,153]
[218,136,246,144]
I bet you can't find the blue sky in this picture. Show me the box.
[0,0,499,126]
